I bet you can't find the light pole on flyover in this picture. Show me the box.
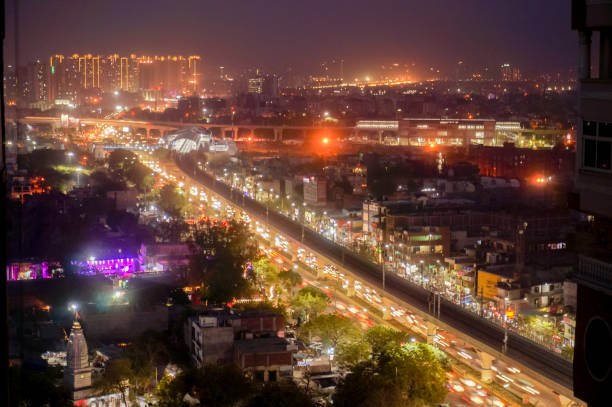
[503,297,510,354]
[301,202,307,243]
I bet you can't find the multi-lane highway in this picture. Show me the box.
[147,154,554,406]
[173,155,574,394]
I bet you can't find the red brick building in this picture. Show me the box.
[233,337,297,382]
[469,143,574,181]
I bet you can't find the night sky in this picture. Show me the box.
[4,0,577,77]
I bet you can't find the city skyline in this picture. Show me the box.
[5,2,611,407]
[4,0,576,78]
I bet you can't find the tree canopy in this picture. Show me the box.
[159,183,188,217]
[298,314,359,349]
[333,342,449,407]
[189,219,258,304]
[108,149,138,178]
[291,286,329,323]
[9,365,71,407]
[94,358,133,406]
[107,149,156,191]
[245,382,315,407]
[157,365,253,407]
[364,326,409,356]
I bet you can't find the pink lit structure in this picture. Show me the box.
[71,257,138,276]
[7,261,62,281]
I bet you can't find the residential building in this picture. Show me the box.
[388,225,451,265]
[303,176,327,206]
[233,337,296,382]
[469,143,575,181]
[187,309,236,368]
[185,307,294,380]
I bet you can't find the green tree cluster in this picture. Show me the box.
[298,314,359,350]
[156,365,315,407]
[291,287,329,324]
[252,257,302,301]
[94,358,133,406]
[189,219,258,304]
[333,341,449,407]
[159,183,188,217]
[335,325,408,367]
[107,149,154,192]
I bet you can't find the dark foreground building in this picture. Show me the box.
[571,2,612,406]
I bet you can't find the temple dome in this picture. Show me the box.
[66,320,89,370]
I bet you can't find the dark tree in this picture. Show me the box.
[189,219,258,304]
[246,382,315,407]
[159,183,188,218]
[157,365,253,407]
[8,365,71,407]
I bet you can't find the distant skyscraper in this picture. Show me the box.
[455,60,469,81]
[248,74,278,97]
[3,65,18,104]
[248,76,264,94]
[44,53,201,101]
[100,54,121,92]
[77,54,100,89]
[17,59,48,104]
[500,63,521,81]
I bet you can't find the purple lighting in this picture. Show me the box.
[78,257,138,276]
[7,261,63,281]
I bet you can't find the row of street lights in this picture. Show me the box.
[206,163,571,357]
[210,165,555,348]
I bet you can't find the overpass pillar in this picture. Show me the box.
[222,128,231,139]
[146,128,151,139]
[346,283,355,297]
[476,351,495,384]
[377,130,383,144]
[426,321,437,345]
[273,128,282,142]
[381,306,391,321]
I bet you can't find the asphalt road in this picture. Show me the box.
[175,156,573,390]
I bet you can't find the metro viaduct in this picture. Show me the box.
[18,116,400,142]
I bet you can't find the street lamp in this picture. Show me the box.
[301,202,307,243]
[382,244,390,293]
[419,260,425,288]
[503,297,510,354]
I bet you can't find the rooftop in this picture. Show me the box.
[234,337,293,354]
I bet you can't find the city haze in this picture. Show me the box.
[5,0,576,78]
